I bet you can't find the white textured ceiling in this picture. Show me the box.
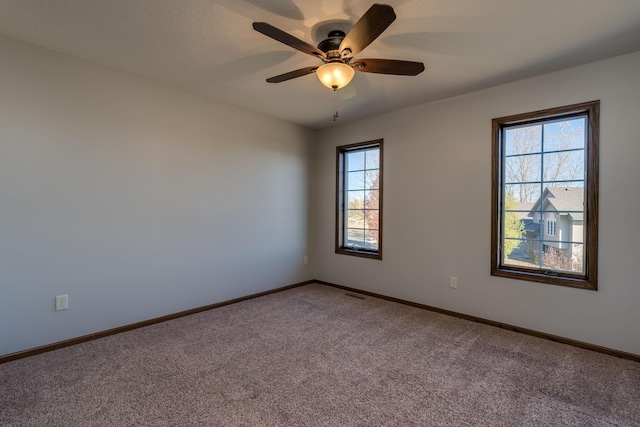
[2,0,640,129]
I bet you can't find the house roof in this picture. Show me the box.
[524,220,540,234]
[516,202,535,220]
[529,187,584,218]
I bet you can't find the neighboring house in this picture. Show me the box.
[527,187,585,262]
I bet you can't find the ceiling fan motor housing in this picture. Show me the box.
[317,30,346,59]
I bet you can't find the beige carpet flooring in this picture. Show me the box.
[1,283,639,426]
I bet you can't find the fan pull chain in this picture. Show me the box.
[333,88,339,121]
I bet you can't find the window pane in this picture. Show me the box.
[347,171,365,190]
[505,154,541,184]
[346,151,365,171]
[570,212,585,244]
[347,210,364,228]
[348,191,365,209]
[542,243,584,273]
[502,238,585,274]
[347,229,365,247]
[365,170,379,189]
[365,230,379,250]
[364,210,379,230]
[524,220,543,239]
[538,188,585,218]
[502,207,527,254]
[365,190,379,209]
[502,238,540,268]
[543,119,585,152]
[505,125,542,156]
[504,184,541,205]
[543,151,584,183]
[365,149,380,169]
[545,210,584,241]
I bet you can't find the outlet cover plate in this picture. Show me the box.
[55,295,68,311]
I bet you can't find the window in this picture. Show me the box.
[491,101,599,290]
[546,219,556,236]
[336,139,383,259]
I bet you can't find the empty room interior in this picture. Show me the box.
[1,1,640,425]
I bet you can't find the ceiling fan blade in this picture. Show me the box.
[253,22,326,59]
[339,4,396,58]
[265,66,318,83]
[353,59,425,76]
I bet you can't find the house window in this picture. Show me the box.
[546,219,556,236]
[336,139,383,259]
[491,101,599,290]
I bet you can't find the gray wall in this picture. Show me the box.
[2,35,639,357]
[0,37,313,356]
[313,51,640,355]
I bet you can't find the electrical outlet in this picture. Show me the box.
[55,294,68,311]
[449,277,458,289]
[303,255,309,265]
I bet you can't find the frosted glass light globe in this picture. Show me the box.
[316,62,355,89]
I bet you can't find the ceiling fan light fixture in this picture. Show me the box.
[316,62,355,90]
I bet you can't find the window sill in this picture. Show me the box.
[335,248,382,260]
[492,265,596,290]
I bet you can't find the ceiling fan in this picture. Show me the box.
[253,3,425,91]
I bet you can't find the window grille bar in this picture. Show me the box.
[504,179,584,185]
[504,147,584,158]
[503,237,584,246]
